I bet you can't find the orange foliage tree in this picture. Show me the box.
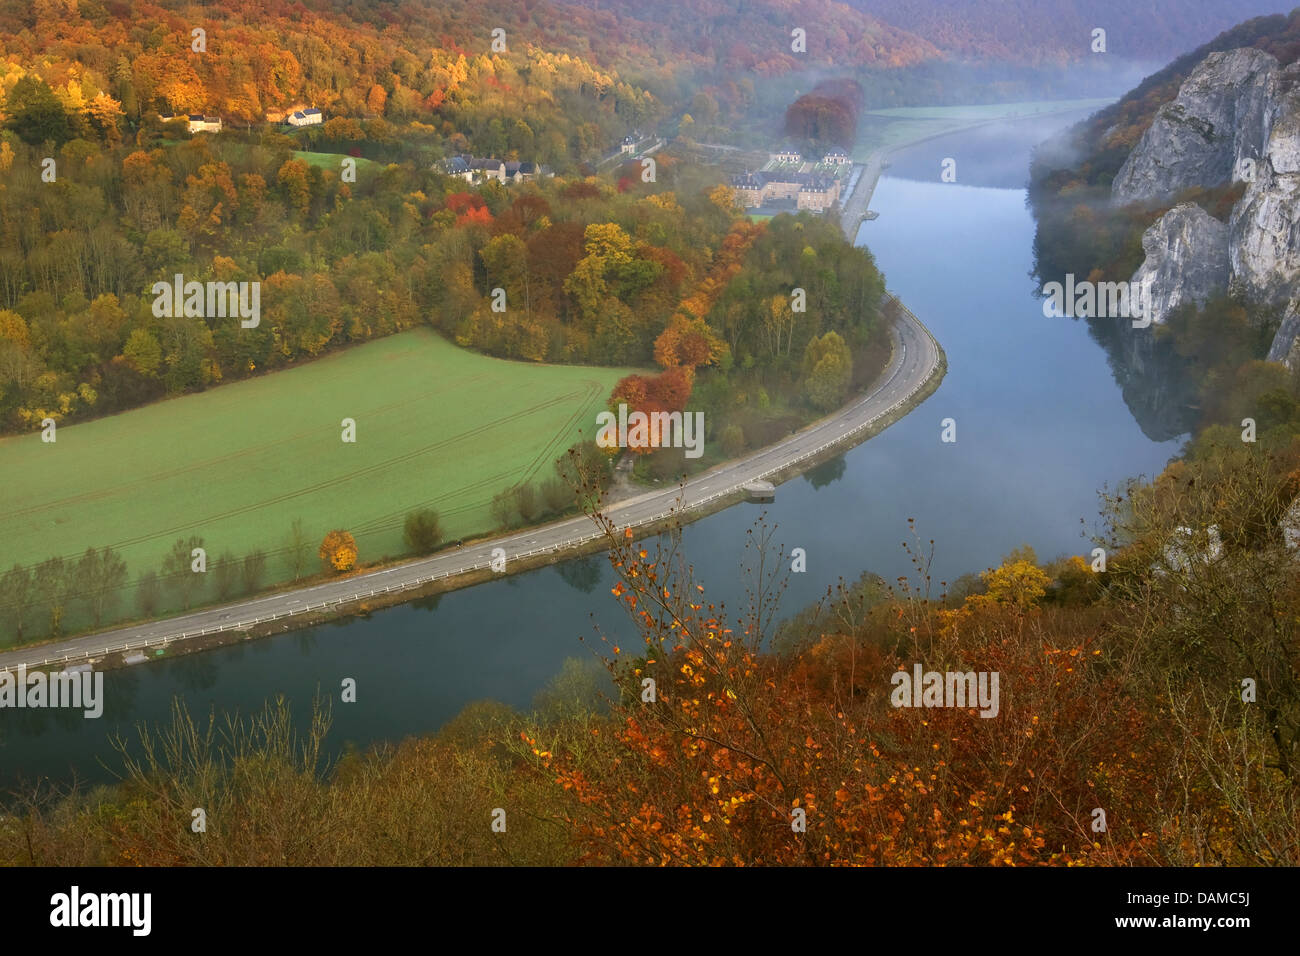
[319,530,358,573]
[518,502,1167,866]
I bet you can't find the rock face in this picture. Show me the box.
[1266,305,1300,367]
[1112,49,1279,205]
[1118,53,1300,368]
[1230,64,1300,307]
[1132,203,1230,325]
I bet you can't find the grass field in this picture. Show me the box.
[293,150,382,173]
[854,98,1114,158]
[863,99,1113,121]
[0,329,629,632]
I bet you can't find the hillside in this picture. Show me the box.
[0,0,938,130]
[1031,10,1300,194]
[856,0,1292,65]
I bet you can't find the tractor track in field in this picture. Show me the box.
[5,383,607,565]
[0,368,505,522]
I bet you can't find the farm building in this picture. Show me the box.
[157,113,222,134]
[288,108,323,127]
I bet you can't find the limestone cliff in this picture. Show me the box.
[1131,203,1230,326]
[1112,49,1278,206]
[1116,50,1300,366]
[1230,65,1300,309]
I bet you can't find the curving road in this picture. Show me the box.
[0,298,942,673]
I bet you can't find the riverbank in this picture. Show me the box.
[0,296,945,676]
[839,99,1113,237]
[5,98,1072,674]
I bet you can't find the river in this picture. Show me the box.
[0,110,1184,792]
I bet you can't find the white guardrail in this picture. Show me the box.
[4,300,941,674]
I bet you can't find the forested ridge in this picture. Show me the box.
[856,0,1290,65]
[0,0,895,645]
[0,0,898,433]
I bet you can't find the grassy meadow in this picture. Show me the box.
[0,328,628,636]
[292,150,383,173]
[854,98,1114,158]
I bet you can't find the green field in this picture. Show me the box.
[293,150,382,173]
[0,329,629,631]
[855,98,1114,159]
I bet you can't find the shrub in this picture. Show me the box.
[403,508,444,554]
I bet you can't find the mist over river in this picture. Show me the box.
[0,110,1184,791]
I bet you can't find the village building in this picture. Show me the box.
[822,148,850,165]
[157,113,222,134]
[618,130,646,155]
[770,145,802,164]
[470,158,506,183]
[187,115,222,133]
[287,108,323,127]
[442,156,552,184]
[796,177,838,211]
[444,156,472,180]
[730,170,841,212]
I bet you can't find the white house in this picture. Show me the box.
[186,114,222,134]
[822,148,849,165]
[443,156,473,181]
[287,108,323,127]
[469,158,506,183]
[157,112,220,134]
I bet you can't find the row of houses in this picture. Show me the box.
[442,156,554,184]
[770,146,850,166]
[157,107,326,134]
[730,170,841,212]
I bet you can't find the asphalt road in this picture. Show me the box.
[0,300,941,672]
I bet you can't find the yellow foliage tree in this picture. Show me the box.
[319,530,358,573]
[980,559,1050,609]
[707,184,738,214]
